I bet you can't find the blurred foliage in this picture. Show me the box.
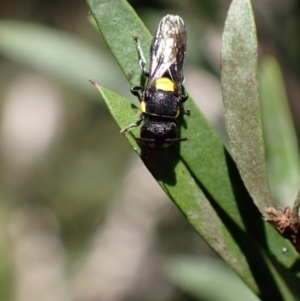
[166,255,260,301]
[0,0,300,300]
[259,57,300,207]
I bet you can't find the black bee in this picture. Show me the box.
[121,15,188,152]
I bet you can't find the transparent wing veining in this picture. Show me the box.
[146,15,187,97]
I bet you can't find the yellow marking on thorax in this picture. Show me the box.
[140,101,146,112]
[155,77,174,92]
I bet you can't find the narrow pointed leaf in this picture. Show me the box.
[87,0,247,230]
[94,84,299,297]
[221,0,273,212]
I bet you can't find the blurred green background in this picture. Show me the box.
[0,0,300,300]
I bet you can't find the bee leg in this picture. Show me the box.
[181,85,188,103]
[120,117,144,134]
[130,85,144,102]
[181,88,190,114]
[133,36,149,77]
[181,93,188,103]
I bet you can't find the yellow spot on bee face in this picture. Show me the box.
[155,77,174,92]
[140,101,146,112]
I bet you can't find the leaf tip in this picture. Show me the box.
[88,78,100,88]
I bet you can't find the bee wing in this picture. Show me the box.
[146,15,187,96]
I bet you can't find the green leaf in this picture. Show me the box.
[259,57,300,207]
[86,0,250,233]
[87,0,300,298]
[93,83,300,300]
[221,0,273,212]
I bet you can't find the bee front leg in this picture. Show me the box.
[130,85,144,102]
[133,36,149,77]
[181,87,190,114]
